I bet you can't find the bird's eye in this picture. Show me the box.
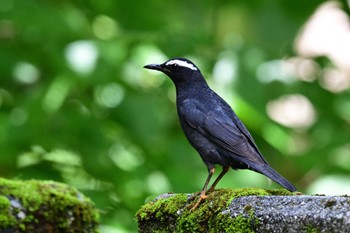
[172,64,181,70]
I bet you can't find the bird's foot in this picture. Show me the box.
[190,193,208,211]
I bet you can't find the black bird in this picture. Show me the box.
[144,58,297,208]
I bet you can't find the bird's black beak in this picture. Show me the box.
[143,64,162,71]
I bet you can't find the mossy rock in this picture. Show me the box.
[137,188,350,232]
[136,188,293,232]
[0,178,99,233]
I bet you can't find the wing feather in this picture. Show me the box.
[180,99,267,164]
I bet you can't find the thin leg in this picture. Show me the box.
[191,167,215,210]
[208,166,229,192]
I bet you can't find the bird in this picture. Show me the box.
[144,58,297,209]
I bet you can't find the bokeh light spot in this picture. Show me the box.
[43,76,71,113]
[308,175,350,195]
[296,1,350,70]
[95,83,124,108]
[331,144,350,170]
[124,179,144,198]
[320,67,350,93]
[211,53,238,105]
[124,44,167,88]
[267,94,316,129]
[256,57,320,84]
[13,62,40,84]
[44,149,81,166]
[256,59,297,83]
[109,144,144,172]
[213,55,237,85]
[65,40,98,75]
[146,171,171,194]
[92,15,120,40]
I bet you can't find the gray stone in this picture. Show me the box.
[225,195,350,233]
[136,188,350,233]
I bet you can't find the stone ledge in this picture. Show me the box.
[0,178,99,233]
[136,188,350,233]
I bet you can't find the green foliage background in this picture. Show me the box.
[1,0,350,232]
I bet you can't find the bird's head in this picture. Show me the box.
[144,58,202,84]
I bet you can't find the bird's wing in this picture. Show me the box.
[181,99,266,164]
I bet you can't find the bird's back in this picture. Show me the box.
[176,84,268,166]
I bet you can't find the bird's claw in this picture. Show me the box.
[190,193,208,211]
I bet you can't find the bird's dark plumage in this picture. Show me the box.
[144,58,296,207]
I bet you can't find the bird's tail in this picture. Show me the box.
[249,163,297,192]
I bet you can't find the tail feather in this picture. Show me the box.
[250,163,297,192]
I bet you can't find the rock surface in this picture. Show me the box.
[0,178,99,233]
[136,188,350,233]
[225,195,350,232]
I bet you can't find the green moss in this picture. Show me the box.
[137,188,295,232]
[0,178,99,233]
[0,195,16,227]
[213,203,258,233]
[306,225,321,233]
[136,194,189,232]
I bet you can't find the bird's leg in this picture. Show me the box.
[207,166,230,192]
[191,167,215,210]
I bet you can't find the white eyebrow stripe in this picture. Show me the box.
[165,59,198,71]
